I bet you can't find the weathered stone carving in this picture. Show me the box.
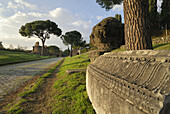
[90,17,124,50]
[86,50,170,114]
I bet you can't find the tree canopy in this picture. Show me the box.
[61,30,84,56]
[48,45,60,56]
[96,0,122,11]
[160,0,170,27]
[19,20,62,55]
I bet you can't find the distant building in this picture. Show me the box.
[32,42,48,55]
[0,42,4,49]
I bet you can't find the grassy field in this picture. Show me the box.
[49,53,95,113]
[0,50,48,65]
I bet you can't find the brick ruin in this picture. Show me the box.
[32,42,48,55]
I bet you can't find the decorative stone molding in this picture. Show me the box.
[86,50,170,114]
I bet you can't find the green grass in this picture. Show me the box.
[49,53,95,114]
[111,43,170,52]
[0,50,48,65]
[153,43,170,50]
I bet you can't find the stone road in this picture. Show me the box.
[0,58,62,100]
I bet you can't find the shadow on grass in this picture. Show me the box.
[153,43,169,49]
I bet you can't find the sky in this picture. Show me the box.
[0,0,162,50]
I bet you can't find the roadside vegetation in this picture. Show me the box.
[2,53,95,113]
[0,50,48,65]
[111,43,170,52]
[49,53,95,113]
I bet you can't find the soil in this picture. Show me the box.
[0,60,63,114]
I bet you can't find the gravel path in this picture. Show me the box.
[0,58,62,99]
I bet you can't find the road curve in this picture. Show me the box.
[0,57,62,99]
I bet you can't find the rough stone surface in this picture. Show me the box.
[86,50,170,114]
[152,36,170,44]
[90,17,124,50]
[65,69,86,75]
[0,58,62,100]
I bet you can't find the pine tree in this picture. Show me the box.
[160,0,170,37]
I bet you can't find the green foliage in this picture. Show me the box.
[50,53,95,113]
[96,0,122,11]
[118,14,122,23]
[19,20,62,55]
[160,0,170,28]
[153,43,170,50]
[115,14,118,20]
[0,50,48,65]
[61,30,83,46]
[19,20,62,38]
[48,45,60,56]
[61,30,84,56]
[115,14,122,23]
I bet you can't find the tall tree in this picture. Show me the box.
[75,40,86,55]
[160,0,170,37]
[96,0,153,50]
[48,45,60,57]
[61,30,83,57]
[19,20,62,55]
[149,0,160,36]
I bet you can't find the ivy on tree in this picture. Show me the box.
[19,20,62,55]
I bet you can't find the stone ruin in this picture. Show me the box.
[86,50,170,114]
[32,42,48,55]
[0,42,4,49]
[90,17,124,51]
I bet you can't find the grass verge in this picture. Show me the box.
[111,43,170,52]
[0,50,49,65]
[49,53,95,113]
[6,59,64,113]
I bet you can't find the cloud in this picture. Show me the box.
[0,7,92,50]
[7,0,37,11]
[15,0,37,10]
[96,16,103,20]
[112,3,123,12]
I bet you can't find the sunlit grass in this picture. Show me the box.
[49,53,95,114]
[0,50,48,65]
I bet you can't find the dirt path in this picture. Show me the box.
[21,68,60,113]
[0,59,64,113]
[0,58,62,100]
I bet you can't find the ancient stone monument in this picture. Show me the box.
[0,42,4,49]
[32,42,48,55]
[90,17,124,51]
[86,50,170,114]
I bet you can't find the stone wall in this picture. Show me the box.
[152,36,170,44]
[86,50,170,114]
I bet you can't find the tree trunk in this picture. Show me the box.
[123,0,153,50]
[165,24,168,41]
[41,40,45,56]
[70,44,73,57]
[79,47,81,55]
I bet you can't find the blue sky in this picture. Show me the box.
[0,0,162,50]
